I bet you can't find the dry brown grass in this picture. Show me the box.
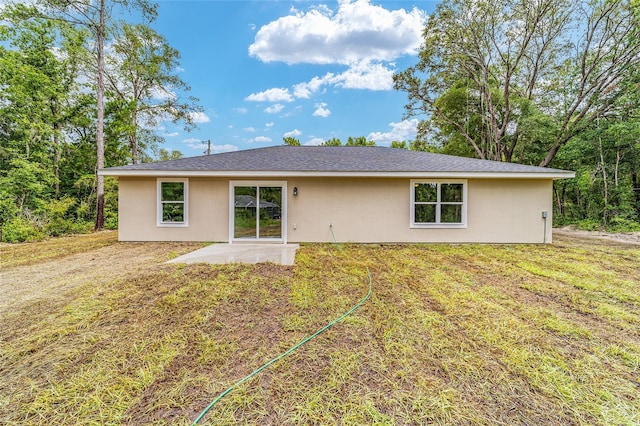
[0,232,638,425]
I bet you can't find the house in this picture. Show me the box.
[99,145,575,244]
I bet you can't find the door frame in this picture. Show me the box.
[229,180,287,244]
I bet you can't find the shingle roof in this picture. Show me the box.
[100,145,573,177]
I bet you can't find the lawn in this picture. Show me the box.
[1,232,638,425]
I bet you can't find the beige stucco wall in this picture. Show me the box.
[286,177,553,243]
[117,177,228,242]
[117,176,554,243]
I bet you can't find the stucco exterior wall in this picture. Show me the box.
[117,177,228,242]
[286,177,552,243]
[117,176,553,243]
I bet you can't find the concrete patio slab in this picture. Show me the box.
[166,243,300,266]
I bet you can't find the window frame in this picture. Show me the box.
[410,179,467,228]
[157,178,189,227]
[228,180,287,243]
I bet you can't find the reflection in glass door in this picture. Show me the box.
[233,184,283,240]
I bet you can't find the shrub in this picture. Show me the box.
[576,219,602,231]
[2,217,44,243]
[607,217,640,233]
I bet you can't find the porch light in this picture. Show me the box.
[293,187,298,196]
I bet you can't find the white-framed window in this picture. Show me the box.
[410,179,467,228]
[157,178,188,227]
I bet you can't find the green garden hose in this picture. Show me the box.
[192,227,371,425]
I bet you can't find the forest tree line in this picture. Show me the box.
[1,0,639,242]
[0,0,199,242]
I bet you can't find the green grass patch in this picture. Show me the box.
[0,234,638,424]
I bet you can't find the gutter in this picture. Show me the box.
[98,169,575,180]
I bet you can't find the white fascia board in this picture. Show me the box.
[99,169,575,179]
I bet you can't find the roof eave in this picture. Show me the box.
[99,169,575,179]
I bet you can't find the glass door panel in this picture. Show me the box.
[234,186,257,239]
[258,187,282,239]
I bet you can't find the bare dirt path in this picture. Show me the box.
[554,226,640,246]
[0,237,200,316]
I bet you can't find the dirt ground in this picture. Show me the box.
[0,236,200,317]
[553,226,640,246]
[1,228,636,318]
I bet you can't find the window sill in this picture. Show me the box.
[410,223,467,229]
[157,223,189,228]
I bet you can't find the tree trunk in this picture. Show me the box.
[53,117,61,198]
[598,137,609,224]
[539,143,561,167]
[130,108,138,164]
[94,0,106,231]
[632,171,640,217]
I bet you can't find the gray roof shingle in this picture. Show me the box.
[101,145,573,176]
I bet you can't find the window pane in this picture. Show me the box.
[234,186,257,238]
[441,204,462,223]
[162,203,184,222]
[441,184,463,202]
[415,183,437,202]
[161,182,184,201]
[259,186,282,238]
[415,204,436,223]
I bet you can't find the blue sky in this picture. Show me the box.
[150,0,438,155]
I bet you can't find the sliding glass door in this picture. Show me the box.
[231,182,285,242]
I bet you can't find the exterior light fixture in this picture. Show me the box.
[293,187,298,196]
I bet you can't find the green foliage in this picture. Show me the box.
[394,0,640,227]
[156,148,183,161]
[390,141,407,149]
[322,137,342,146]
[0,1,198,240]
[106,22,202,164]
[345,136,375,146]
[394,0,640,166]
[2,216,44,243]
[283,136,300,146]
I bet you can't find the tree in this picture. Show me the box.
[390,141,408,149]
[345,136,376,146]
[4,0,158,230]
[322,137,342,146]
[157,148,184,161]
[283,136,300,146]
[0,14,89,238]
[394,0,640,166]
[105,23,201,164]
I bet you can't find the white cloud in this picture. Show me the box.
[264,103,284,114]
[182,138,205,149]
[210,144,239,154]
[367,118,420,145]
[244,127,256,132]
[234,107,248,114]
[257,60,394,105]
[188,111,211,123]
[305,137,325,146]
[245,87,294,102]
[249,0,426,65]
[249,136,273,143]
[331,60,394,90]
[163,131,179,137]
[265,122,274,128]
[284,129,302,137]
[181,138,238,153]
[313,102,331,117]
[293,76,327,98]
